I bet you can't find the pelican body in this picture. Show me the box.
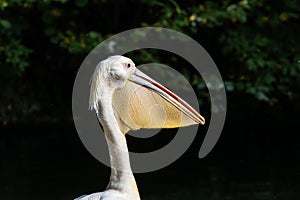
[75,56,205,200]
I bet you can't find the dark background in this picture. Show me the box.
[1,0,300,199]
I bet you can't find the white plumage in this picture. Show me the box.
[75,56,205,200]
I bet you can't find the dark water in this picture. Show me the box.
[1,123,299,200]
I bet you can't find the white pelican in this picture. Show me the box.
[75,55,205,200]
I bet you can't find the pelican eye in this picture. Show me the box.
[127,63,131,68]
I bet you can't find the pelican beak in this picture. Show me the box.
[128,69,205,125]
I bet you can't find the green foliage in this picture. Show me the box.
[0,0,299,123]
[144,0,300,105]
[0,1,33,123]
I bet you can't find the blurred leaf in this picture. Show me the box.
[0,19,11,28]
[75,0,87,7]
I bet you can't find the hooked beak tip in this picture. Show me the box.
[200,117,205,125]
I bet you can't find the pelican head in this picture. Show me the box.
[91,55,136,90]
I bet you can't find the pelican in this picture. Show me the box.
[75,55,205,200]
